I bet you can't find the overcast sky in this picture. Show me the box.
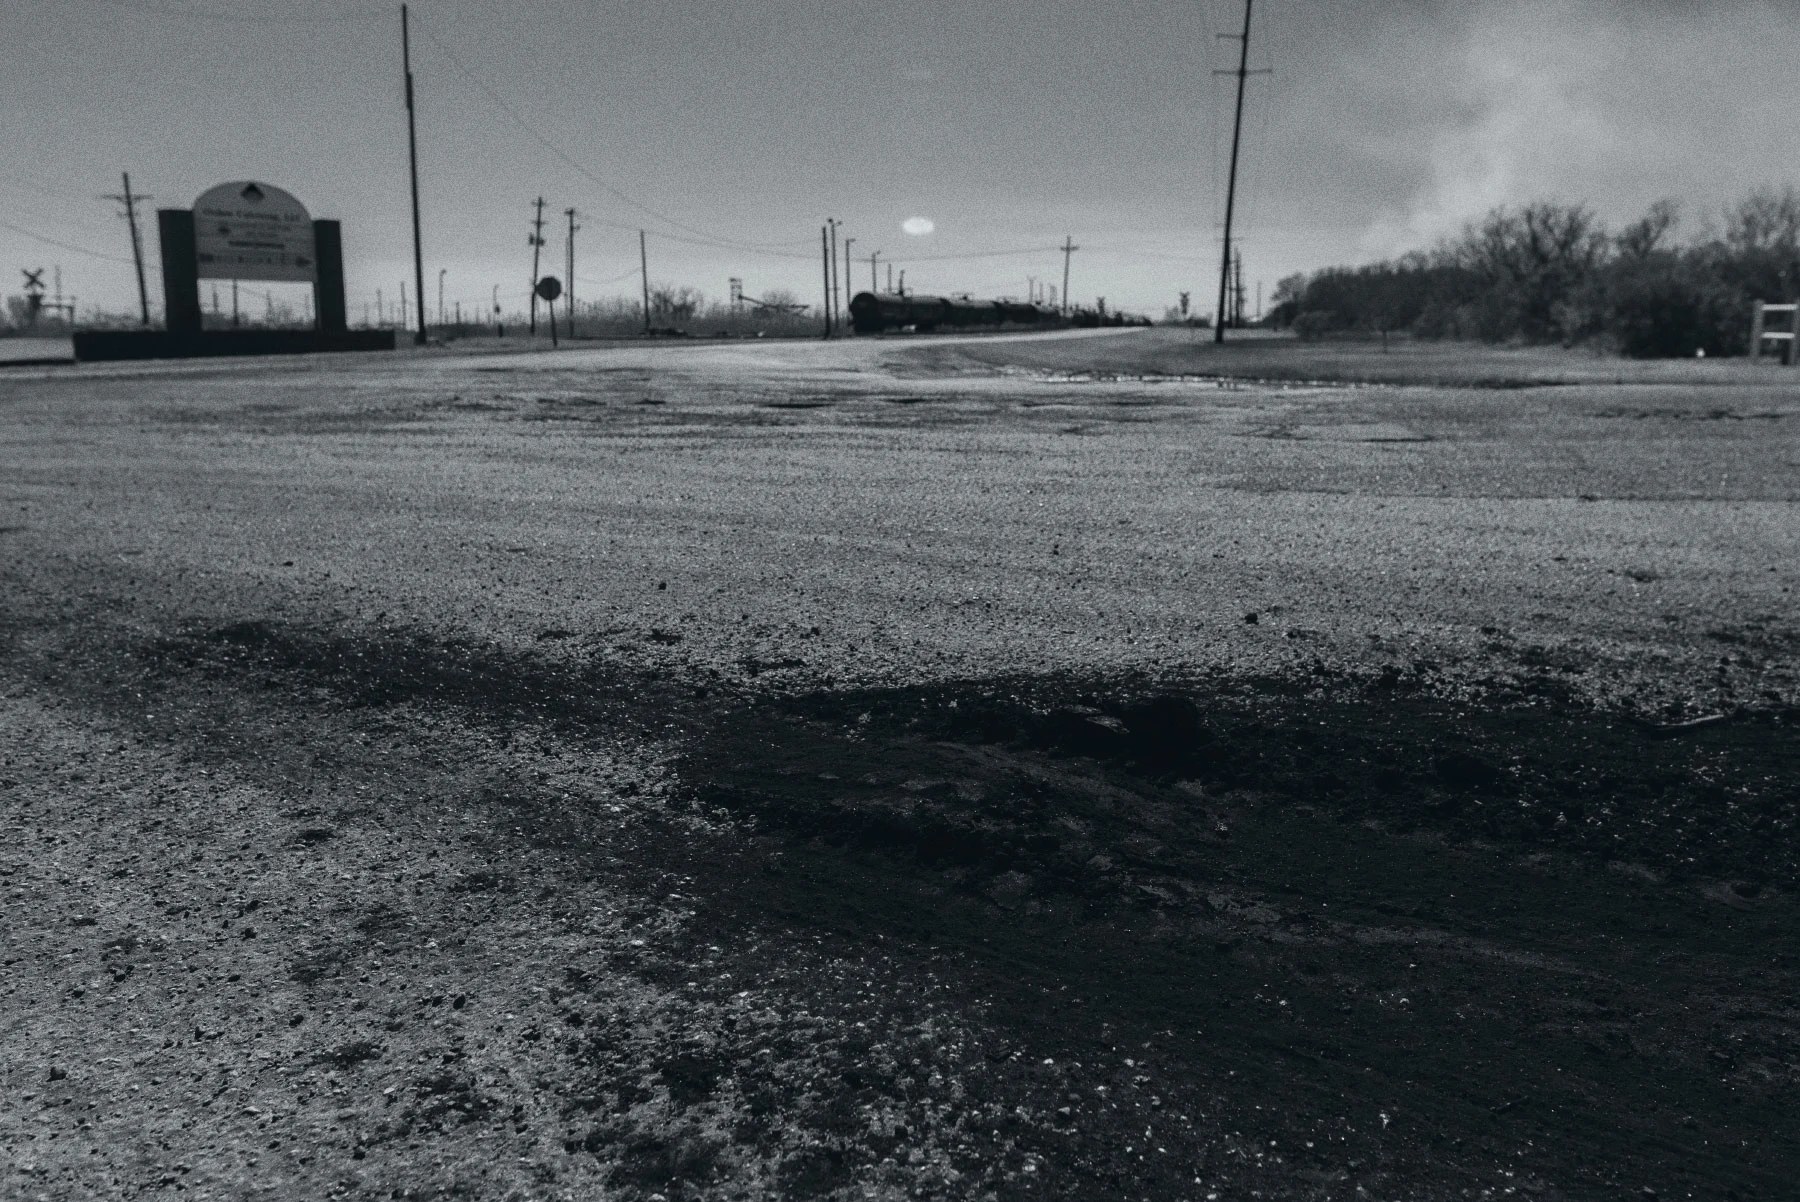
[3,0,1797,322]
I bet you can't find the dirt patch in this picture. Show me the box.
[691,675,1799,889]
[8,603,1795,1198]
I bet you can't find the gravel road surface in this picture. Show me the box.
[3,329,1796,1200]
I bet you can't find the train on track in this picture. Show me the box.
[847,291,1149,335]
[848,291,1061,334]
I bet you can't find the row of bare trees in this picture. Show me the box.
[528,286,812,338]
[1269,186,1800,356]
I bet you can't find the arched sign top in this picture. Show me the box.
[194,181,317,283]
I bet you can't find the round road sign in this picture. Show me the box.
[535,275,563,302]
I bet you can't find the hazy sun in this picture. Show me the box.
[901,217,935,236]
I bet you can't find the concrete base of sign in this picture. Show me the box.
[71,329,397,362]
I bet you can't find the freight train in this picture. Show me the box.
[848,291,1063,334]
[847,291,1149,334]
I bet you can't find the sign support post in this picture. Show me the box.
[157,209,202,334]
[312,220,347,333]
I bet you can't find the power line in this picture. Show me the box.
[612,224,813,261]
[89,0,377,27]
[0,217,134,264]
[598,227,1063,267]
[0,176,103,207]
[418,25,813,256]
[576,268,642,289]
[879,244,1064,265]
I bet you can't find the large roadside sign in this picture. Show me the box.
[193,181,316,282]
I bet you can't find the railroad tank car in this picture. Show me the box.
[849,291,1069,334]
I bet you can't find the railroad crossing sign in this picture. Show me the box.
[18,268,46,323]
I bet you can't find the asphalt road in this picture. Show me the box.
[2,330,1797,1201]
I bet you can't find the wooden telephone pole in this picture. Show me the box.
[639,230,651,333]
[1060,236,1078,315]
[402,5,427,345]
[103,172,151,325]
[1214,0,1268,342]
[528,197,546,334]
[843,237,855,314]
[820,226,833,337]
[564,207,579,330]
[826,218,842,333]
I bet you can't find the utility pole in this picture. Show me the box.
[639,229,651,332]
[1232,247,1246,328]
[400,280,408,330]
[842,236,855,313]
[402,5,427,346]
[564,207,578,331]
[820,225,832,337]
[437,267,445,328]
[826,218,841,333]
[1060,236,1078,315]
[233,280,241,328]
[869,251,879,292]
[886,262,893,292]
[104,172,151,325]
[528,197,546,334]
[1213,0,1268,343]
